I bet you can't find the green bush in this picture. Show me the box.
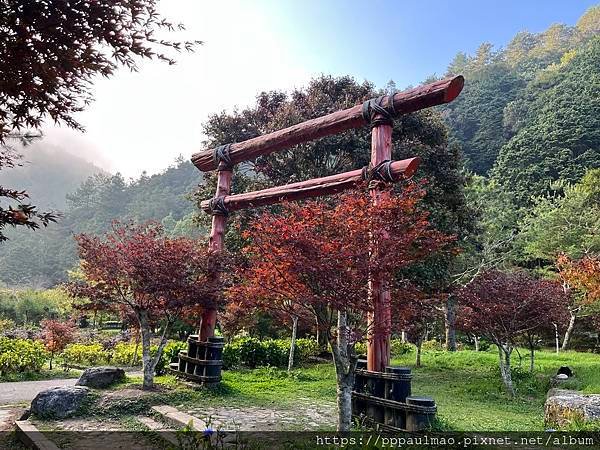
[391,339,414,356]
[155,340,187,375]
[354,342,367,356]
[223,337,320,369]
[295,338,320,360]
[60,343,109,368]
[0,337,47,375]
[422,339,443,351]
[111,341,147,366]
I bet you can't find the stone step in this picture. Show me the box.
[15,420,60,450]
[152,405,207,432]
[136,416,179,446]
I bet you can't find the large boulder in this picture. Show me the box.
[31,386,90,419]
[76,367,126,388]
[545,389,600,427]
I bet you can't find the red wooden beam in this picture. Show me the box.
[200,158,420,214]
[191,76,463,172]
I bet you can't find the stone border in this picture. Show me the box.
[152,405,208,431]
[15,420,60,450]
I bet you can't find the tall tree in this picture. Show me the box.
[229,185,453,430]
[457,270,568,397]
[66,222,223,389]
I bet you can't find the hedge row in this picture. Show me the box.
[223,337,320,369]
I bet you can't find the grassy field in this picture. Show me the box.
[134,347,600,431]
[16,347,598,432]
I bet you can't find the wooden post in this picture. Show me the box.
[199,168,232,341]
[367,123,393,373]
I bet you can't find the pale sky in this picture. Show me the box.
[40,0,597,178]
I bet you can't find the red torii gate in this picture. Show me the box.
[192,76,464,373]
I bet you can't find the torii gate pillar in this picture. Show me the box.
[367,123,393,372]
[199,167,232,341]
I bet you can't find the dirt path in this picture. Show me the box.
[0,378,78,405]
[0,370,144,405]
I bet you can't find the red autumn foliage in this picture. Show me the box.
[557,254,600,305]
[66,222,225,389]
[40,319,76,370]
[457,269,569,396]
[229,183,454,340]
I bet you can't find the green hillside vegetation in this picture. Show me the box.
[0,157,202,287]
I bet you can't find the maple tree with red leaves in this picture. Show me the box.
[556,254,600,349]
[457,270,569,397]
[66,222,225,389]
[40,319,76,370]
[558,254,600,306]
[228,183,454,430]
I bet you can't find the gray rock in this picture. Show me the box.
[31,386,90,419]
[545,389,600,427]
[76,366,125,388]
[556,373,569,380]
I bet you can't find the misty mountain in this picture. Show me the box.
[0,142,105,211]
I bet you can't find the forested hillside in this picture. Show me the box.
[0,143,104,210]
[0,6,598,289]
[443,6,599,206]
[0,157,202,287]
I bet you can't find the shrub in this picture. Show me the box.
[155,340,187,375]
[0,318,15,332]
[222,337,320,369]
[422,339,443,351]
[390,339,414,356]
[354,342,367,356]
[0,337,47,375]
[295,338,320,360]
[111,341,141,366]
[352,339,413,360]
[60,343,109,368]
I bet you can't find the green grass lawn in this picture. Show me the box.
[50,347,599,431]
[391,348,600,431]
[147,347,598,431]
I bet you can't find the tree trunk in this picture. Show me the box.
[49,351,54,370]
[288,315,298,372]
[497,344,515,398]
[401,331,406,343]
[444,296,457,352]
[138,311,172,390]
[529,347,535,374]
[553,323,560,354]
[330,311,357,432]
[131,332,140,366]
[474,335,480,352]
[416,339,422,368]
[561,311,576,351]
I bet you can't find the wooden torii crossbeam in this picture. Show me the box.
[191,75,464,373]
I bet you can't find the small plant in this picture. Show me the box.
[0,337,47,375]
